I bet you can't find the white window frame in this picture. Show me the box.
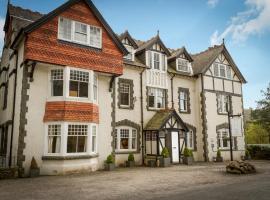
[123,44,134,61]
[119,82,131,107]
[149,51,167,72]
[179,91,188,112]
[186,131,194,149]
[148,87,166,109]
[48,67,98,104]
[217,94,229,114]
[58,17,102,49]
[217,129,235,150]
[115,126,137,152]
[177,58,189,72]
[213,63,232,80]
[44,122,98,157]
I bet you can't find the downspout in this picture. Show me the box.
[170,73,175,109]
[9,50,18,167]
[140,68,146,165]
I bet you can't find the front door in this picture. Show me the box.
[171,131,179,163]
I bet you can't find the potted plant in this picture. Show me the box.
[29,157,40,177]
[104,154,115,171]
[159,147,171,167]
[216,149,223,162]
[245,149,251,160]
[183,148,193,165]
[126,153,135,167]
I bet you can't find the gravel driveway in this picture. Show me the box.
[0,160,269,200]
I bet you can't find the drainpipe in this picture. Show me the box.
[170,73,175,109]
[9,50,18,167]
[140,68,146,165]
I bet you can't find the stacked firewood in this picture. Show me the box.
[226,160,256,174]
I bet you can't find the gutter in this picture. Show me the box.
[9,50,18,167]
[140,68,146,165]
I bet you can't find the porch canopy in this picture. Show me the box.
[144,109,188,160]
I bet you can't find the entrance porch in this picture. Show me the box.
[143,109,189,164]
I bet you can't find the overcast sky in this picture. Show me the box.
[0,0,269,109]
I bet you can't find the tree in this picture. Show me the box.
[245,122,269,144]
[252,83,270,143]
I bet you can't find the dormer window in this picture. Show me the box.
[213,63,232,79]
[123,45,134,61]
[177,58,189,72]
[58,17,102,49]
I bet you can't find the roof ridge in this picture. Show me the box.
[9,3,44,16]
[192,44,223,56]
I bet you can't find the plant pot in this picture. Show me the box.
[29,168,40,177]
[104,163,115,171]
[183,156,193,165]
[159,157,171,167]
[147,160,156,167]
[126,161,135,167]
[216,156,223,162]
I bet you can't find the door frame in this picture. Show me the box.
[168,130,181,164]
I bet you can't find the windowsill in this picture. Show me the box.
[58,39,102,52]
[147,107,165,111]
[42,154,99,160]
[179,110,190,114]
[46,96,97,104]
[217,112,228,116]
[114,150,139,154]
[119,105,132,110]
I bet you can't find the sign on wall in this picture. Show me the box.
[230,117,243,136]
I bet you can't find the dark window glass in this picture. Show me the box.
[52,80,63,96]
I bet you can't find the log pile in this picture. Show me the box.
[226,161,256,174]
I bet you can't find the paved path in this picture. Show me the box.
[0,160,269,200]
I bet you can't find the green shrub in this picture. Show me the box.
[217,149,221,158]
[161,147,170,158]
[245,149,250,157]
[184,148,193,157]
[106,154,114,164]
[128,153,135,162]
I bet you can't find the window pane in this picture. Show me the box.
[67,136,77,153]
[120,129,129,149]
[93,75,98,101]
[67,125,88,153]
[74,22,87,43]
[220,65,226,77]
[226,66,232,79]
[178,59,188,71]
[214,64,219,76]
[132,129,137,149]
[90,26,101,48]
[79,82,88,97]
[48,125,61,153]
[52,80,63,96]
[120,83,130,106]
[59,17,71,40]
[69,81,78,97]
[77,136,87,152]
[153,53,160,70]
[148,96,155,108]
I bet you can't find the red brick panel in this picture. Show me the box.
[44,101,99,123]
[25,0,123,75]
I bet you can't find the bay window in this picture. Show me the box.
[148,87,165,109]
[58,17,102,48]
[45,123,98,156]
[51,69,63,96]
[67,124,88,153]
[49,67,98,103]
[69,70,89,98]
[213,63,232,79]
[115,127,137,152]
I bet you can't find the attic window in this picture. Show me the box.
[58,17,102,49]
[177,58,189,72]
[213,64,232,79]
[123,45,134,61]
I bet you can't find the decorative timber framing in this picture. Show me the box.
[117,78,134,110]
[178,87,191,114]
[114,119,141,154]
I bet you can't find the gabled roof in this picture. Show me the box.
[168,47,193,62]
[191,44,247,83]
[144,109,188,131]
[118,30,138,49]
[135,35,171,56]
[4,4,43,32]
[11,0,128,55]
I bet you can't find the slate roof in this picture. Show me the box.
[118,30,138,49]
[191,44,224,75]
[144,109,188,131]
[168,47,193,62]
